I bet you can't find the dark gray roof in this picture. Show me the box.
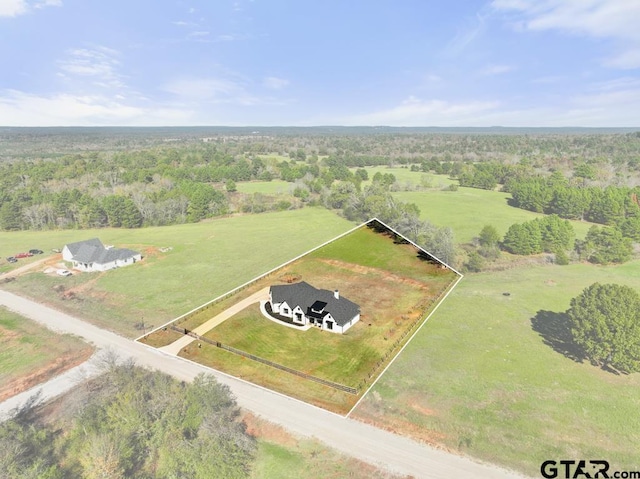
[270,281,360,326]
[66,238,139,265]
[65,238,104,256]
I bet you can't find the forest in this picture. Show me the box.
[1,127,640,269]
[0,358,255,479]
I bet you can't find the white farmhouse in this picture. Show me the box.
[62,238,141,272]
[268,281,360,334]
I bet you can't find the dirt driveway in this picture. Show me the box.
[1,256,53,280]
[159,287,270,355]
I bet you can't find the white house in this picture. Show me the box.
[62,238,141,272]
[268,281,360,334]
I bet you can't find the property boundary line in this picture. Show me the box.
[346,272,464,417]
[169,325,358,395]
[137,340,349,419]
[135,219,369,341]
[135,216,463,417]
[134,216,460,342]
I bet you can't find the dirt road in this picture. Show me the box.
[0,289,526,479]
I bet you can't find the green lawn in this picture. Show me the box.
[0,307,93,401]
[355,260,640,475]
[170,223,458,413]
[1,209,353,337]
[394,187,595,243]
[235,180,292,194]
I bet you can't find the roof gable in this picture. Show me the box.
[270,282,359,326]
[65,238,104,256]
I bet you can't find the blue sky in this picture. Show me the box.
[1,0,639,126]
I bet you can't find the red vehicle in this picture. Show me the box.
[14,252,33,259]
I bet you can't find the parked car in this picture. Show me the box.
[29,249,44,255]
[6,257,17,263]
[56,269,72,277]
[14,252,33,258]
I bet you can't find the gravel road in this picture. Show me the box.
[0,289,527,479]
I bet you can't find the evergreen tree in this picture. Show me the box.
[538,215,575,253]
[502,222,543,255]
[567,283,640,373]
[580,226,633,264]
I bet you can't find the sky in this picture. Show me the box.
[0,0,639,127]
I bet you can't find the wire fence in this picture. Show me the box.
[170,325,359,395]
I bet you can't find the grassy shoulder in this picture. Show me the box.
[0,306,93,401]
[244,413,402,479]
[353,260,640,475]
[1,208,353,338]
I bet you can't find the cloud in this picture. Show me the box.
[479,64,515,76]
[34,0,61,8]
[0,0,60,16]
[263,76,289,90]
[0,89,193,126]
[341,96,500,126]
[162,76,281,107]
[336,76,640,127]
[444,13,487,56]
[163,77,248,102]
[492,0,640,68]
[58,47,126,90]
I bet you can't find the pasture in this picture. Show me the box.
[0,307,93,401]
[1,208,353,337]
[356,166,456,190]
[354,260,640,474]
[394,187,595,243]
[235,180,292,194]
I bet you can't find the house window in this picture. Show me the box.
[295,313,302,321]
[283,308,289,315]
[326,321,333,330]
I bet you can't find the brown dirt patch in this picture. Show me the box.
[0,347,94,402]
[0,325,20,341]
[317,258,429,289]
[354,402,448,450]
[241,411,299,447]
[405,396,437,417]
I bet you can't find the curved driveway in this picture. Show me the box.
[0,289,527,479]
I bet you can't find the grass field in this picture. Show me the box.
[1,209,353,337]
[235,180,292,194]
[3,186,639,474]
[154,224,458,413]
[394,187,595,243]
[0,307,93,401]
[354,260,640,474]
[357,166,455,189]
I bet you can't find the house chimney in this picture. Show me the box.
[334,290,339,299]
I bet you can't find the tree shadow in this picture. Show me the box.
[530,310,586,363]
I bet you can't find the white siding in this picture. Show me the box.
[62,246,74,262]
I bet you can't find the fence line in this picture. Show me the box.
[172,276,457,395]
[170,325,358,395]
